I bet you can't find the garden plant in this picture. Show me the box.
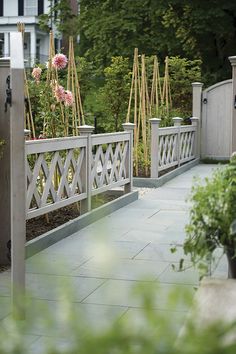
[179,154,236,278]
[0,282,236,354]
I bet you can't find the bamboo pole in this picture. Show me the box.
[140,55,149,176]
[67,36,85,134]
[17,22,36,138]
[126,60,135,124]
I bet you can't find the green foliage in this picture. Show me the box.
[1,282,236,353]
[135,142,151,177]
[78,0,167,71]
[182,158,236,274]
[39,0,79,39]
[98,56,131,132]
[168,56,202,116]
[78,0,236,84]
[27,65,67,137]
[161,1,236,84]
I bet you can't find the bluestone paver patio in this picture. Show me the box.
[0,164,228,352]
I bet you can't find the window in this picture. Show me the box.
[0,33,4,56]
[38,0,44,15]
[0,0,3,17]
[18,0,24,15]
[24,0,37,16]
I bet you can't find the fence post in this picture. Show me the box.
[79,125,94,214]
[0,58,11,266]
[10,33,25,317]
[122,123,135,193]
[190,117,200,158]
[192,82,203,156]
[149,118,161,178]
[173,117,183,167]
[229,57,236,153]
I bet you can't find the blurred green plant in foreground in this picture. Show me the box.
[0,280,236,353]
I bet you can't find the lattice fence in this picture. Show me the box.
[26,137,87,219]
[25,131,132,219]
[180,126,195,163]
[159,128,178,171]
[91,133,131,195]
[154,123,197,175]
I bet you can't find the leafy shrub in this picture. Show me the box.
[182,157,236,274]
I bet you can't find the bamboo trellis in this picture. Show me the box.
[162,56,172,116]
[45,31,67,137]
[67,36,85,136]
[126,49,172,176]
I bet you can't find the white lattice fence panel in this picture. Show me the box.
[26,138,87,219]
[180,130,195,163]
[158,133,178,171]
[91,133,131,195]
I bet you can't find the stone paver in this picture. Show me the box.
[0,164,227,351]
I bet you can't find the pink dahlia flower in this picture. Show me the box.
[64,90,74,106]
[32,67,42,83]
[54,85,65,102]
[52,53,68,70]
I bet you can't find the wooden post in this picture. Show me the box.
[0,58,11,265]
[190,117,200,158]
[79,125,94,214]
[10,33,26,317]
[192,82,203,157]
[149,118,161,178]
[228,57,236,154]
[173,117,183,167]
[122,123,135,193]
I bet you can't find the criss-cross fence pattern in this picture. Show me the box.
[179,126,196,163]
[158,127,178,171]
[25,125,134,220]
[149,117,199,178]
[91,132,131,195]
[26,137,87,219]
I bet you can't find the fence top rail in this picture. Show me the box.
[159,124,196,136]
[159,127,178,135]
[180,125,197,132]
[92,131,130,145]
[26,136,87,154]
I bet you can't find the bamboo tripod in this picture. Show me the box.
[67,36,85,136]
[126,49,171,176]
[162,56,172,116]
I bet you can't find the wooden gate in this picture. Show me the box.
[201,79,232,160]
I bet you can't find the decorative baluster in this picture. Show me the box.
[190,117,200,158]
[172,117,183,167]
[122,123,135,192]
[149,118,161,178]
[79,125,94,214]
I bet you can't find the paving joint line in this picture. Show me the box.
[80,279,108,303]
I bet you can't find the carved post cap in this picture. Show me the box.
[172,117,183,126]
[78,125,94,135]
[149,118,161,125]
[190,117,199,126]
[122,122,135,131]
[192,82,203,87]
[229,56,236,66]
